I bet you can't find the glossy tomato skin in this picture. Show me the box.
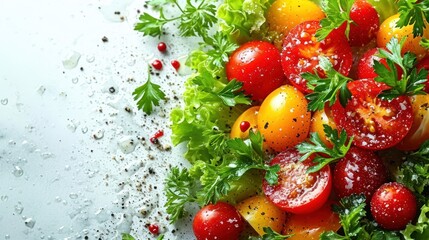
[236,195,287,236]
[357,48,403,80]
[230,106,260,139]
[263,149,332,214]
[370,182,417,230]
[348,0,380,47]
[283,200,341,240]
[193,202,244,240]
[226,41,286,101]
[257,85,311,152]
[310,108,337,148]
[331,79,413,150]
[281,21,353,93]
[333,147,388,202]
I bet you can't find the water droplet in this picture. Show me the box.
[8,140,16,146]
[86,55,95,63]
[92,129,104,140]
[1,98,8,105]
[83,199,92,206]
[62,51,81,69]
[69,193,78,199]
[117,136,137,154]
[40,152,54,159]
[64,165,71,171]
[37,86,46,95]
[71,78,79,84]
[12,166,23,177]
[14,202,24,214]
[127,59,136,66]
[55,196,62,202]
[62,200,68,205]
[24,217,36,228]
[5,235,10,239]
[1,195,8,202]
[81,127,88,134]
[177,55,192,76]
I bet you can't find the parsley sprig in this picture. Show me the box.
[374,37,427,99]
[261,227,292,240]
[133,66,166,114]
[134,0,216,38]
[315,0,355,41]
[397,0,429,38]
[302,56,352,111]
[296,124,353,173]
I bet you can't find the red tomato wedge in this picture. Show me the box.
[281,20,353,93]
[331,79,413,150]
[262,149,332,214]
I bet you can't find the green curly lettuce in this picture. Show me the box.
[402,202,429,240]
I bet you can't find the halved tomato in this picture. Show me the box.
[281,20,353,93]
[262,149,332,214]
[331,79,413,150]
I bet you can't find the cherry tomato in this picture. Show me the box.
[230,106,260,139]
[281,21,353,93]
[263,149,332,214]
[310,108,337,148]
[396,94,429,151]
[333,147,388,202]
[348,0,380,47]
[193,202,244,240]
[257,85,311,152]
[226,41,286,101]
[283,200,341,239]
[377,13,429,60]
[357,48,403,80]
[370,182,417,230]
[416,56,429,93]
[236,195,287,236]
[267,0,325,47]
[331,79,413,150]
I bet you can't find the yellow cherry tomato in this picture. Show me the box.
[257,85,311,152]
[267,0,324,47]
[377,14,429,60]
[236,195,287,236]
[310,108,337,148]
[230,106,260,139]
[396,94,429,151]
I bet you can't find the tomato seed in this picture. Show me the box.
[157,42,167,52]
[171,60,180,71]
[148,224,159,235]
[151,59,163,70]
[239,121,251,132]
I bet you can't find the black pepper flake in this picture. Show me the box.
[102,36,109,42]
[109,87,116,93]
[149,168,155,174]
[114,11,120,15]
[264,122,269,129]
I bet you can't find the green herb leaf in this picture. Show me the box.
[396,0,429,37]
[133,67,166,115]
[421,38,429,49]
[262,227,293,240]
[203,32,239,69]
[121,233,135,240]
[316,0,355,41]
[165,167,197,223]
[134,11,168,37]
[374,37,427,99]
[148,0,176,7]
[178,1,217,38]
[217,80,251,106]
[303,56,352,111]
[296,124,353,173]
[402,201,429,240]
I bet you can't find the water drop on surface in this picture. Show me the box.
[81,127,88,134]
[69,192,78,199]
[127,59,136,66]
[72,78,79,84]
[24,218,36,228]
[1,98,8,105]
[92,129,104,140]
[86,55,95,63]
[1,195,8,202]
[12,166,24,177]
[37,86,46,95]
[14,202,24,214]
[5,235,10,240]
[117,136,137,154]
[62,51,81,69]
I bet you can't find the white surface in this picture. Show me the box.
[0,0,194,239]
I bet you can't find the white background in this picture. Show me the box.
[0,0,195,239]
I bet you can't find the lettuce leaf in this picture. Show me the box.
[366,0,398,23]
[402,202,429,240]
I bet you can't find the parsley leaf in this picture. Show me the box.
[374,37,427,99]
[134,11,170,37]
[203,32,239,69]
[296,124,353,173]
[315,0,354,41]
[302,56,352,111]
[262,227,292,240]
[402,201,429,240]
[133,67,166,115]
[121,233,135,240]
[164,167,197,223]
[397,0,429,37]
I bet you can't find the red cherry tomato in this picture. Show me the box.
[357,48,403,80]
[370,182,417,230]
[263,149,332,214]
[226,41,286,101]
[281,20,353,93]
[193,202,244,240]
[331,79,413,150]
[348,0,380,47]
[333,146,388,202]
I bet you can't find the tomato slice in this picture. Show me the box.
[262,149,332,214]
[281,20,353,93]
[331,79,413,150]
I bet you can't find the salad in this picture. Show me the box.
[128,0,429,239]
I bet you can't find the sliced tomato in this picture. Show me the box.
[283,200,341,239]
[262,149,332,214]
[331,79,413,150]
[281,20,353,93]
[357,48,403,80]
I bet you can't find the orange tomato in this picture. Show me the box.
[310,108,337,148]
[377,14,429,60]
[236,195,287,236]
[257,85,311,152]
[230,106,260,139]
[283,200,341,239]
